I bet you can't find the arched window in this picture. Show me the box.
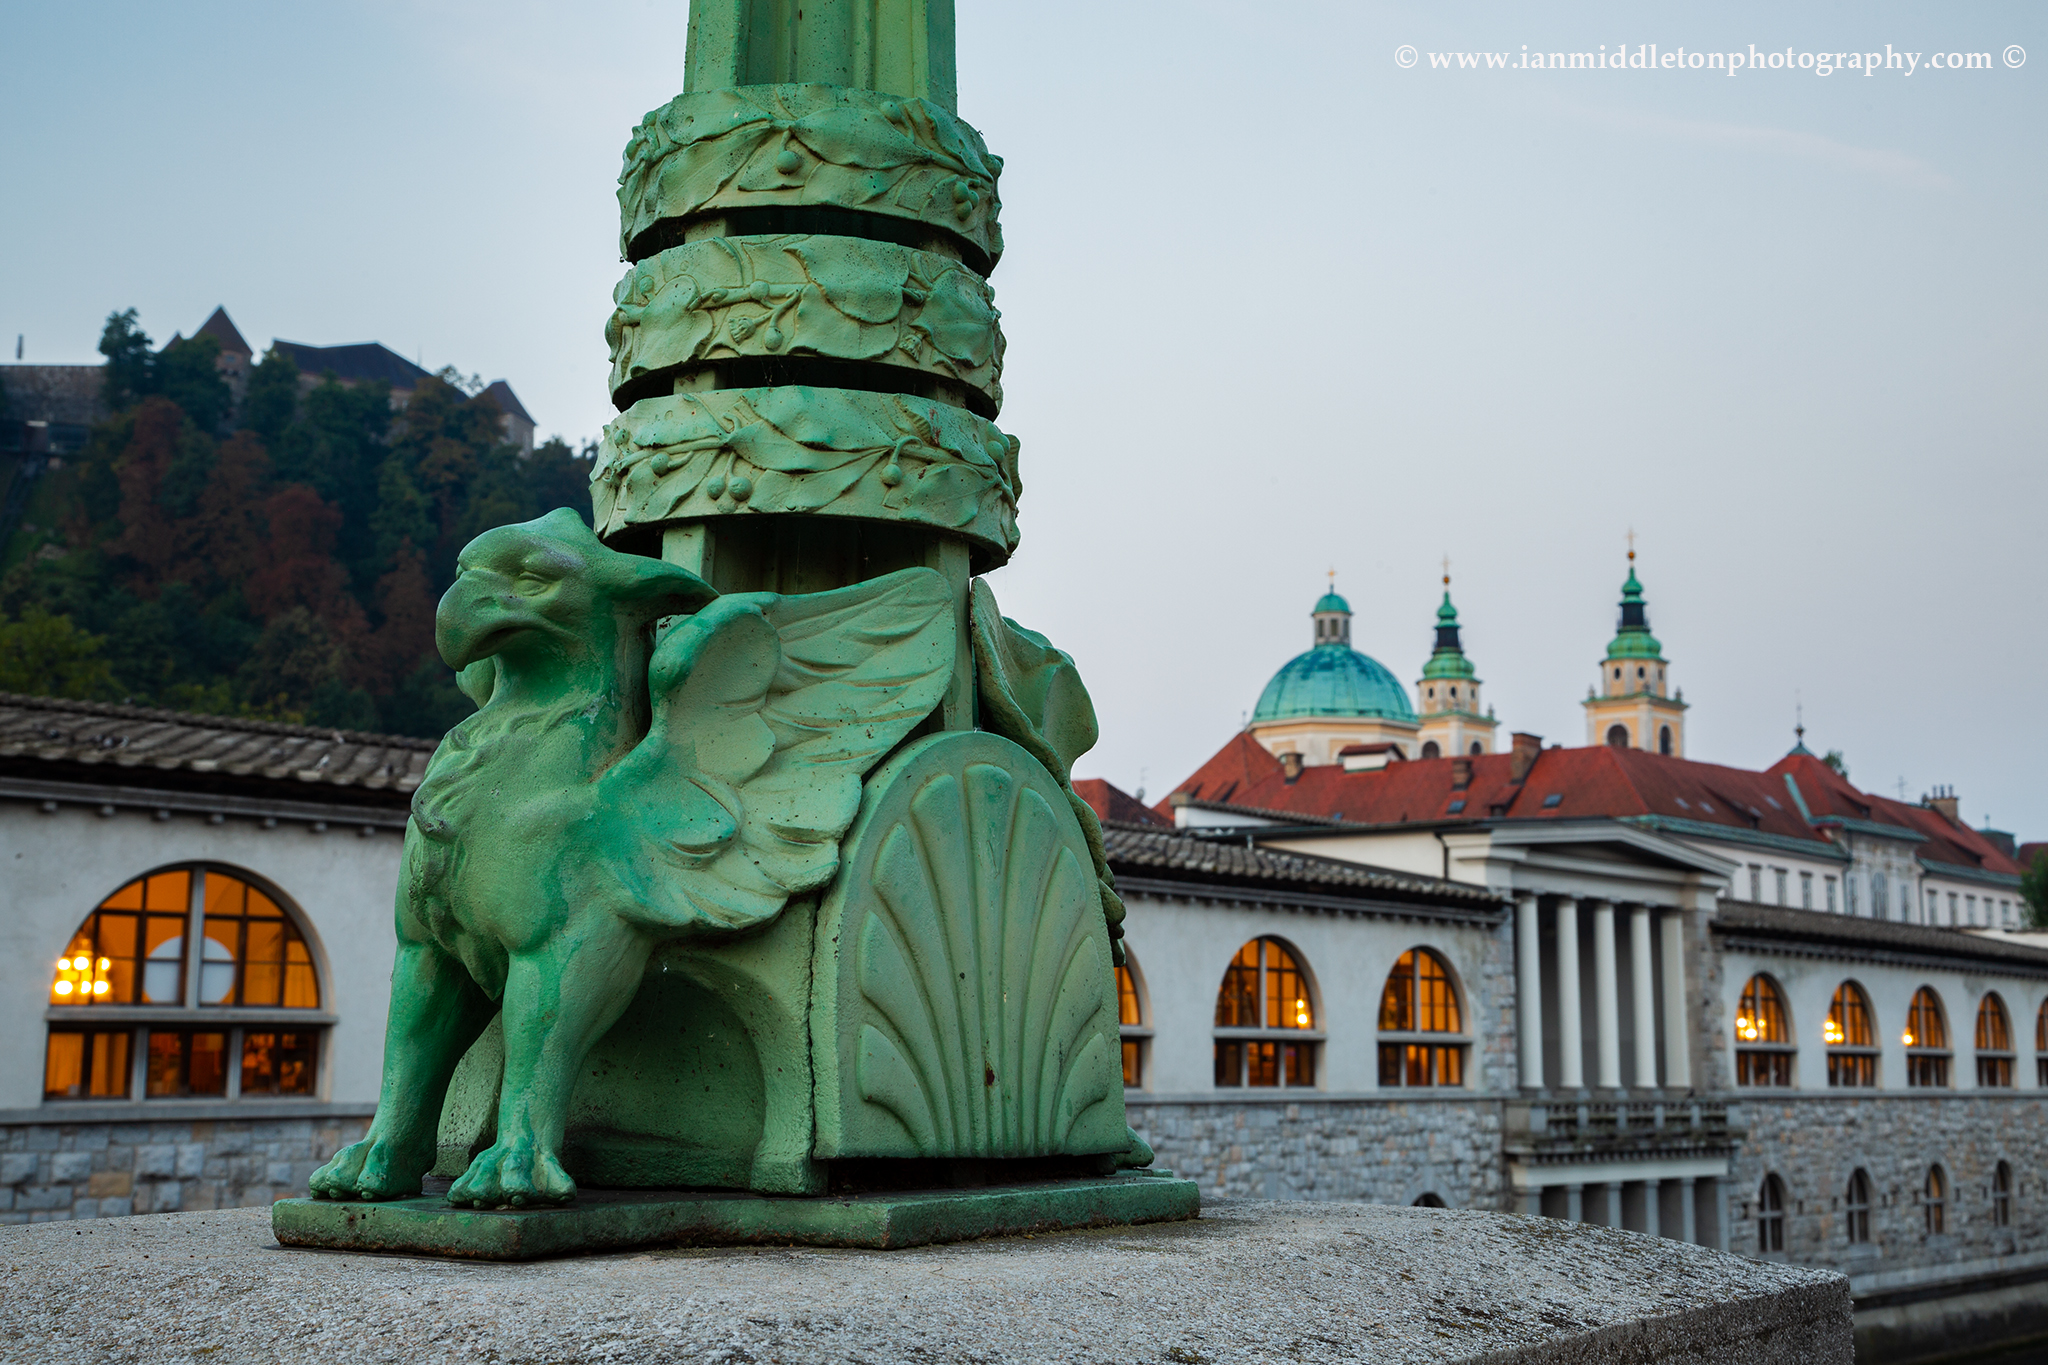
[1994,1160,2013,1228]
[1924,1165,1946,1235]
[1658,725,1673,755]
[1469,741,1483,755]
[44,865,323,1103]
[1845,1169,1872,1245]
[1214,937,1317,1089]
[1377,948,1467,1087]
[1606,725,1629,748]
[1758,1173,1786,1253]
[1116,953,1150,1089]
[1735,975,1794,1087]
[1420,740,1441,759]
[1904,987,1951,1088]
[1412,1192,1447,1208]
[1976,993,2014,1088]
[1825,981,1877,1087]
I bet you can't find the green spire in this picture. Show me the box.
[1421,574,1476,681]
[1604,550,1664,661]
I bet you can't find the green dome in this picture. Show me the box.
[1254,643,1416,723]
[1313,591,1350,615]
[1421,590,1476,680]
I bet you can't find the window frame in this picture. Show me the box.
[1824,980,1879,1089]
[1375,947,1472,1089]
[1844,1168,1872,1245]
[1976,992,2015,1089]
[1116,952,1151,1090]
[1213,937,1323,1090]
[1904,986,1952,1089]
[42,863,331,1106]
[1757,1173,1787,1254]
[1734,974,1796,1088]
[1924,1164,1947,1236]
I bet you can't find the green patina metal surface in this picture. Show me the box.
[1420,591,1477,681]
[277,1172,1199,1261]
[1605,567,1667,660]
[296,0,1168,1252]
[1252,614,1417,724]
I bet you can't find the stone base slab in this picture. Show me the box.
[272,1171,1199,1260]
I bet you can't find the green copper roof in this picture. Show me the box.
[1254,644,1417,722]
[1314,591,1350,615]
[1604,563,1665,661]
[1421,591,1476,680]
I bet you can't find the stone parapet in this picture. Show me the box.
[0,1200,1849,1363]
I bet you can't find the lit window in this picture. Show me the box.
[1924,1165,1947,1236]
[1845,1168,1872,1245]
[1758,1174,1786,1253]
[1904,987,1950,1088]
[1994,1161,2013,1228]
[43,866,324,1103]
[2037,1000,2048,1087]
[1377,948,1467,1087]
[1735,974,1794,1087]
[1117,954,1149,1089]
[1214,938,1317,1088]
[1825,981,1877,1087]
[1976,993,2014,1088]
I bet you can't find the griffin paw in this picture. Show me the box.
[308,1137,426,1201]
[446,1141,577,1208]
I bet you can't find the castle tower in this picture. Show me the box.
[1583,550,1686,755]
[1248,584,1420,767]
[1416,573,1497,758]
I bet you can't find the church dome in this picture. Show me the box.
[1254,590,1416,723]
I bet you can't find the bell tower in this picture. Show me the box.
[1416,566,1497,758]
[1583,544,1687,756]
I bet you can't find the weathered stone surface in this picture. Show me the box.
[0,1116,367,1224]
[0,1199,1847,1364]
[1132,1097,1510,1209]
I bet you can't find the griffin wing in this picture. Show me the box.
[601,565,955,933]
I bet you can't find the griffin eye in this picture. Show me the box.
[514,574,555,597]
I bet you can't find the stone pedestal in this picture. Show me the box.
[2,1199,1848,1364]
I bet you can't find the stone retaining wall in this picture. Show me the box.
[0,1115,369,1223]
[1128,1096,1508,1209]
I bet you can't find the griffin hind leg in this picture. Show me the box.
[310,940,493,1201]
[447,913,651,1208]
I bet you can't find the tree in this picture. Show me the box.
[0,608,115,698]
[155,334,231,433]
[1822,751,1848,778]
[98,309,153,411]
[2023,851,2048,930]
[240,347,300,447]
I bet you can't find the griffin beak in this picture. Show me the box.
[435,570,538,671]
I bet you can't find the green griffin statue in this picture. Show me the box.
[311,0,1143,1213]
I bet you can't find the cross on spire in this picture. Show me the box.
[1441,554,1451,588]
[1626,528,1636,563]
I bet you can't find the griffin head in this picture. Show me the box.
[436,508,716,676]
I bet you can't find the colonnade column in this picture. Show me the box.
[1642,1179,1662,1239]
[1592,899,1621,1090]
[1629,905,1658,1089]
[1659,907,1692,1090]
[1555,898,1584,1090]
[1566,1183,1584,1223]
[1516,892,1544,1089]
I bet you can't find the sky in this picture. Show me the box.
[3,2,2043,836]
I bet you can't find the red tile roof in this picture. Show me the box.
[1073,777,1168,827]
[1162,737,2022,878]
